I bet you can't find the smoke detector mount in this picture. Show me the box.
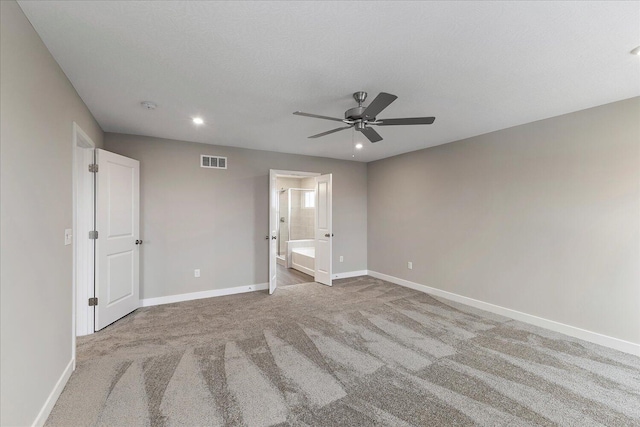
[141,101,157,110]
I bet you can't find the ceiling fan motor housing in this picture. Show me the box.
[345,106,371,121]
[347,91,375,126]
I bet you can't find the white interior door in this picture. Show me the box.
[95,149,140,330]
[269,170,278,294]
[315,174,332,286]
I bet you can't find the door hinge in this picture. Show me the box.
[88,297,98,306]
[88,164,99,173]
[88,230,98,239]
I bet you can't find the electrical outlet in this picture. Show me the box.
[339,255,344,263]
[64,229,72,246]
[407,262,413,270]
[194,269,200,278]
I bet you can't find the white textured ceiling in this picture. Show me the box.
[19,1,640,162]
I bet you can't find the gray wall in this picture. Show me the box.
[0,1,104,425]
[368,97,640,344]
[105,133,367,300]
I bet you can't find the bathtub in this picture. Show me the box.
[291,246,315,277]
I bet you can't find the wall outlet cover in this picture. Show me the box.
[64,228,72,246]
[194,269,201,278]
[408,262,413,270]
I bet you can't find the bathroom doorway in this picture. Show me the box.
[268,170,332,294]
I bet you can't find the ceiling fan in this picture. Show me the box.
[293,91,435,143]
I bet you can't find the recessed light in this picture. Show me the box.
[193,117,204,125]
[631,46,640,56]
[355,143,363,149]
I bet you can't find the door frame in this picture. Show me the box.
[72,123,96,363]
[269,169,321,293]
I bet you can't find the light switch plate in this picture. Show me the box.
[64,229,72,246]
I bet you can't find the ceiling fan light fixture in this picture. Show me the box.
[192,117,204,125]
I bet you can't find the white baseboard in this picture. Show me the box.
[291,263,315,277]
[141,283,268,307]
[140,271,372,307]
[333,270,369,279]
[32,358,74,427]
[368,271,640,357]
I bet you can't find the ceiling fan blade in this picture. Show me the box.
[360,126,383,143]
[362,92,398,119]
[294,111,345,122]
[376,117,436,126]
[308,125,353,139]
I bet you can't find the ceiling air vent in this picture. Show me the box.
[201,155,227,169]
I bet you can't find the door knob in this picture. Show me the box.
[265,236,270,240]
[272,236,277,240]
[324,233,334,237]
[135,239,143,245]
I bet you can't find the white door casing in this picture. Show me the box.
[95,149,140,330]
[314,174,332,286]
[72,122,95,348]
[269,170,278,294]
[74,145,95,336]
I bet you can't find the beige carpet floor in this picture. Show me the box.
[47,276,640,426]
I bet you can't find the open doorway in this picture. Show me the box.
[277,178,316,286]
[268,170,332,294]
